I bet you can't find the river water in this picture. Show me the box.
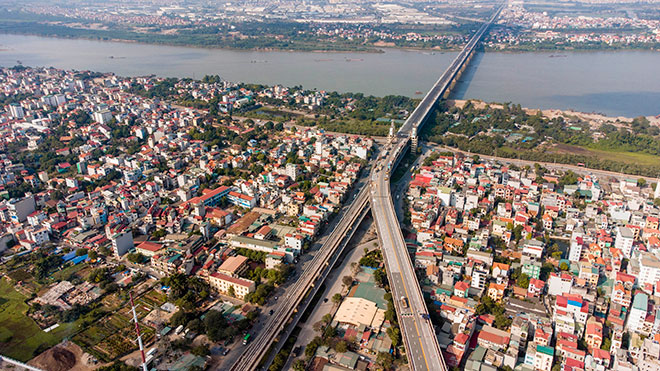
[1,34,659,117]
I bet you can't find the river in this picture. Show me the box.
[1,34,659,117]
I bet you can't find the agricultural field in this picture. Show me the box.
[0,278,58,361]
[5,268,42,296]
[72,286,165,362]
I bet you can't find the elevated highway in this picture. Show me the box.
[371,5,503,371]
[230,186,371,371]
[230,5,502,370]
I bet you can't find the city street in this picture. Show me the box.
[220,162,374,370]
[284,224,378,369]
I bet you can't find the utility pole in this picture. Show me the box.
[129,292,148,371]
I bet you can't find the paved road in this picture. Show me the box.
[372,166,444,371]
[229,173,371,371]
[284,234,378,370]
[368,6,504,371]
[228,4,504,370]
[427,143,659,182]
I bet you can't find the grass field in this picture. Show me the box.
[584,147,660,166]
[51,262,89,282]
[549,143,660,167]
[0,278,58,361]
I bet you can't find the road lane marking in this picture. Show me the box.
[383,200,432,371]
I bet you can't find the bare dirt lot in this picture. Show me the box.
[29,342,99,371]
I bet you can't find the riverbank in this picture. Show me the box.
[427,99,660,177]
[2,34,660,117]
[448,99,660,127]
[2,23,660,54]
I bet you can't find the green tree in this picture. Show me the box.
[152,229,167,239]
[335,340,348,353]
[332,293,343,305]
[98,362,138,371]
[161,273,210,309]
[204,310,229,342]
[87,267,110,284]
[376,352,394,370]
[170,310,189,328]
[305,336,323,358]
[127,253,146,264]
[323,325,337,340]
[191,345,210,356]
[516,273,530,289]
[387,327,401,348]
[601,337,612,351]
[292,359,306,371]
[374,268,388,287]
[342,275,353,287]
[228,285,236,298]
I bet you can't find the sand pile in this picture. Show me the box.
[30,345,77,371]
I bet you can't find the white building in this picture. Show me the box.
[522,239,545,259]
[284,234,303,254]
[9,103,24,118]
[616,226,635,258]
[637,251,660,287]
[285,163,298,180]
[627,293,649,333]
[534,345,554,371]
[27,227,50,246]
[547,272,573,296]
[568,229,584,263]
[111,230,134,257]
[471,269,488,290]
[7,195,36,223]
[208,272,255,300]
[93,109,113,124]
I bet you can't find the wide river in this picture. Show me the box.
[1,34,659,117]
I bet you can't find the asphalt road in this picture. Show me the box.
[372,161,444,371]
[367,6,504,370]
[228,166,372,371]
[427,143,659,182]
[227,5,504,370]
[283,234,378,370]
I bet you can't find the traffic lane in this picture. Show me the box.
[379,213,432,369]
[244,192,370,366]
[391,273,432,371]
[287,236,376,369]
[233,190,369,369]
[379,182,444,370]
